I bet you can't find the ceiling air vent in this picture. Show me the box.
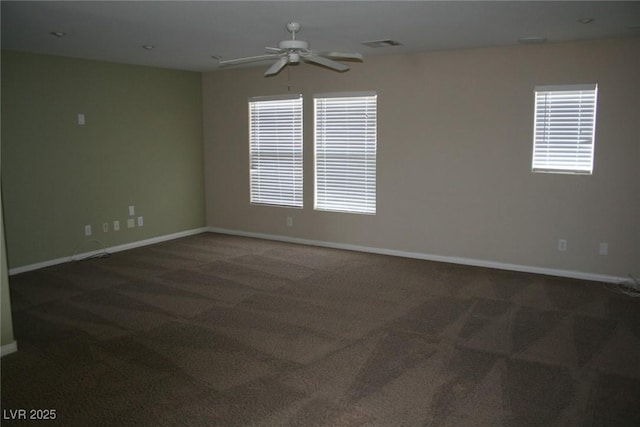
[361,39,402,48]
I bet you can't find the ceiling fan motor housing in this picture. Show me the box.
[278,40,308,51]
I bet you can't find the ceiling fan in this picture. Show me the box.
[218,22,363,76]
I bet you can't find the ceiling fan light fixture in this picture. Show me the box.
[288,52,301,63]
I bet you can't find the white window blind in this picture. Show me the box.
[314,92,377,214]
[249,95,303,207]
[532,84,598,174]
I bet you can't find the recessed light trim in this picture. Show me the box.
[142,45,155,50]
[578,18,595,24]
[518,37,547,45]
[50,31,67,38]
[361,39,402,48]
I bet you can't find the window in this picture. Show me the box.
[314,92,377,214]
[532,84,598,174]
[249,95,303,207]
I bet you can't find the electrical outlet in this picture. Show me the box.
[626,279,640,292]
[102,222,109,233]
[113,220,120,231]
[286,216,293,227]
[84,225,92,236]
[558,239,567,252]
[137,216,143,227]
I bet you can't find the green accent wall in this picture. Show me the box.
[1,188,15,348]
[1,51,205,270]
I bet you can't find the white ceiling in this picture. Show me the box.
[2,1,640,72]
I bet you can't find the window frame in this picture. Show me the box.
[314,92,377,215]
[531,83,598,175]
[248,94,303,208]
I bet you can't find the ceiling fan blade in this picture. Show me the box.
[302,54,349,72]
[264,56,289,76]
[218,54,282,67]
[317,51,363,61]
[265,47,283,53]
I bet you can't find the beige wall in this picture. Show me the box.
[202,38,639,278]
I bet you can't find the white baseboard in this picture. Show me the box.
[208,227,626,285]
[8,227,209,276]
[9,225,627,284]
[1,341,18,357]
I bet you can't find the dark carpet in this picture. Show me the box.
[2,232,639,426]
